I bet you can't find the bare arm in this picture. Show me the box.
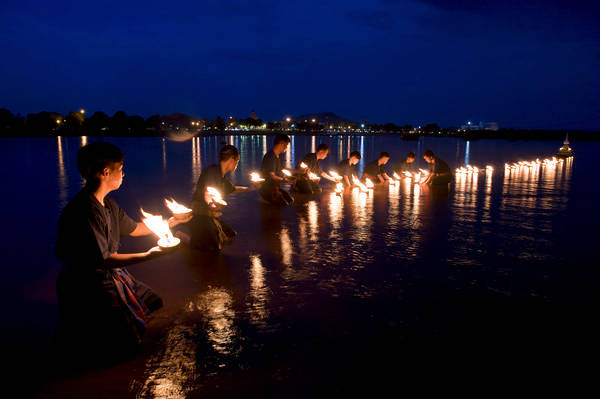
[320,171,338,183]
[105,247,164,267]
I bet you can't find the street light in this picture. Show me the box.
[285,117,291,123]
[80,109,85,114]
[311,118,316,123]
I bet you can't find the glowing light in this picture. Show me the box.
[164,198,192,217]
[206,187,228,206]
[141,209,179,248]
[282,169,292,177]
[250,172,265,182]
[328,170,341,181]
[308,172,320,181]
[299,162,308,169]
[365,178,374,189]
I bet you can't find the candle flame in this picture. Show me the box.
[352,175,369,192]
[282,169,292,177]
[393,172,401,180]
[250,172,265,182]
[299,162,308,169]
[364,178,374,189]
[308,172,320,181]
[141,208,177,246]
[206,186,228,206]
[164,198,192,214]
[329,170,341,180]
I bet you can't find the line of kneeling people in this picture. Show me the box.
[54,136,452,358]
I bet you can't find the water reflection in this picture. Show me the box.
[247,254,269,326]
[190,287,237,355]
[137,324,197,399]
[56,136,68,207]
[191,137,202,191]
[80,136,87,147]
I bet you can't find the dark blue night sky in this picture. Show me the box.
[1,0,599,129]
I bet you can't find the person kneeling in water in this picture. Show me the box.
[259,133,294,205]
[294,143,340,194]
[55,142,190,357]
[190,145,249,251]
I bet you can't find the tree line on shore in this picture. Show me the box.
[0,108,597,141]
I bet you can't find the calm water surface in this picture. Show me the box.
[2,135,599,397]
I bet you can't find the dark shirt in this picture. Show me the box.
[337,158,357,178]
[394,159,415,174]
[431,158,451,175]
[363,160,386,178]
[296,153,322,175]
[192,164,235,213]
[261,150,284,182]
[56,188,137,271]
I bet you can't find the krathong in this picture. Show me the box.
[335,182,344,196]
[141,209,180,248]
[250,172,265,182]
[206,186,228,207]
[164,198,192,220]
[282,169,292,177]
[308,172,320,181]
[299,162,308,169]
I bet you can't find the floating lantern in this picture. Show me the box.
[250,172,265,182]
[141,209,180,248]
[164,198,192,220]
[329,170,342,181]
[206,186,227,207]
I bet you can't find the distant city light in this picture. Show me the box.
[285,117,291,122]
[361,123,365,128]
[311,118,316,123]
[80,109,85,114]
[56,119,61,124]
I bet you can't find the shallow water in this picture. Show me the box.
[2,135,599,397]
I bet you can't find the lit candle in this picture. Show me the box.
[141,209,180,248]
[250,172,265,182]
[164,198,192,220]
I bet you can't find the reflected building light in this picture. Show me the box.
[280,226,293,267]
[290,135,295,168]
[57,136,68,207]
[347,136,351,159]
[311,136,316,153]
[162,139,167,173]
[80,136,87,147]
[229,135,234,146]
[338,137,343,161]
[137,324,196,399]
[285,139,292,168]
[262,135,267,156]
[465,140,470,166]
[192,137,202,191]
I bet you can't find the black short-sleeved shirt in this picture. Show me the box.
[394,159,415,174]
[432,158,451,175]
[192,164,235,213]
[363,160,385,178]
[261,150,284,181]
[56,188,137,270]
[296,153,322,175]
[337,158,357,177]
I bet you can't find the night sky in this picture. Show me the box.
[2,0,599,129]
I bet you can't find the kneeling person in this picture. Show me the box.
[259,133,294,205]
[363,152,391,184]
[190,145,248,251]
[295,143,339,194]
[336,151,361,187]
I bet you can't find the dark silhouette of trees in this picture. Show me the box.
[26,111,63,136]
[83,112,110,134]
[0,109,25,136]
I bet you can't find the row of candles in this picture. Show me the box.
[147,156,569,248]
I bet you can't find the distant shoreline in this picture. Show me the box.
[1,128,599,141]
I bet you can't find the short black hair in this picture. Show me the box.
[350,151,361,160]
[317,143,329,152]
[379,152,390,159]
[273,133,291,145]
[220,144,240,162]
[423,149,435,158]
[407,152,416,159]
[77,142,124,189]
